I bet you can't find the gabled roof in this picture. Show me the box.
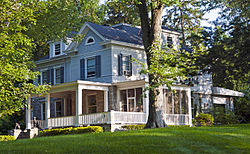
[87,22,143,45]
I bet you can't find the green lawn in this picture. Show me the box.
[1,124,249,153]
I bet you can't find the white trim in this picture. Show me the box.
[85,36,95,45]
[100,40,144,50]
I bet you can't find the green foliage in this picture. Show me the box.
[213,107,239,125]
[0,0,50,118]
[234,85,250,123]
[193,113,214,126]
[121,125,145,130]
[39,126,103,136]
[0,135,15,141]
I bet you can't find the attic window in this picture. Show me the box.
[55,43,61,55]
[85,36,95,45]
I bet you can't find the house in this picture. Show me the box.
[26,22,243,131]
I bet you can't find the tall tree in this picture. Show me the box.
[134,0,203,128]
[162,0,205,45]
[104,0,141,26]
[0,0,49,118]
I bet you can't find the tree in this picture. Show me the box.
[0,0,49,118]
[134,0,203,128]
[162,0,205,45]
[104,0,141,26]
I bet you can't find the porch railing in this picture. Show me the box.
[31,120,45,129]
[79,112,110,125]
[110,111,147,124]
[48,116,76,128]
[164,114,189,125]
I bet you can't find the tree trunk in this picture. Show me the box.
[138,0,167,128]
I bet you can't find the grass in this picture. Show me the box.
[0,124,249,153]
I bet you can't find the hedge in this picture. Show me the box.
[0,135,15,141]
[121,125,145,130]
[193,113,214,126]
[39,126,103,136]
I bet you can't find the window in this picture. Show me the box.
[167,36,173,48]
[42,71,48,84]
[118,54,132,76]
[87,95,97,113]
[55,68,61,84]
[85,36,95,45]
[120,88,143,112]
[55,100,63,117]
[87,58,96,78]
[164,89,188,114]
[41,103,45,120]
[55,43,61,55]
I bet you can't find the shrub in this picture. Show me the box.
[39,126,103,136]
[213,107,239,125]
[121,125,145,130]
[0,135,15,141]
[193,113,214,126]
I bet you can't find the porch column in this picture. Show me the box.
[104,90,109,112]
[188,89,193,126]
[26,96,31,129]
[75,85,83,126]
[144,84,149,122]
[45,94,50,128]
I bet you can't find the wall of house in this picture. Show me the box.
[111,45,148,83]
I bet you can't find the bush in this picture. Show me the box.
[193,113,214,126]
[39,126,103,136]
[121,125,145,130]
[213,107,239,125]
[0,135,15,141]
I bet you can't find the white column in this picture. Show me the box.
[26,96,31,129]
[45,94,50,128]
[104,90,109,112]
[144,84,149,123]
[188,89,193,126]
[75,85,82,126]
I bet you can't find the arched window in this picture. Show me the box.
[85,36,95,45]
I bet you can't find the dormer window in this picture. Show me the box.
[54,43,61,55]
[85,36,95,45]
[167,36,173,48]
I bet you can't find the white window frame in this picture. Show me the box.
[86,93,97,114]
[53,41,62,57]
[119,87,143,112]
[40,68,49,85]
[85,36,95,45]
[53,65,63,84]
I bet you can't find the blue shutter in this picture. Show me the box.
[80,58,85,80]
[118,54,123,76]
[38,75,41,85]
[95,55,101,78]
[129,55,132,76]
[50,69,54,85]
[60,67,64,83]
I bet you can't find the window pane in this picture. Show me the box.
[56,68,61,84]
[55,44,60,55]
[128,89,134,97]
[136,88,143,112]
[120,90,127,112]
[122,56,130,71]
[88,95,97,113]
[87,58,96,77]
[42,71,48,84]
[174,90,180,114]
[128,99,134,112]
[165,89,173,114]
[181,91,188,114]
[56,101,62,117]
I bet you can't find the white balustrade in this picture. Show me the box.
[31,120,45,129]
[110,111,147,124]
[48,116,75,128]
[79,112,110,125]
[164,114,189,125]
